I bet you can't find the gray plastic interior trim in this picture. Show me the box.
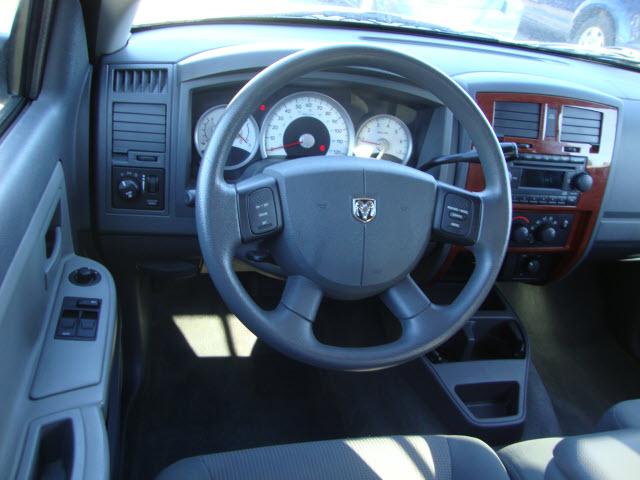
[0,163,116,478]
[0,2,114,476]
[31,255,117,399]
[16,406,109,480]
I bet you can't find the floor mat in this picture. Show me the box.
[499,265,640,435]
[123,275,448,479]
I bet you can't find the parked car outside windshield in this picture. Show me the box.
[518,0,640,49]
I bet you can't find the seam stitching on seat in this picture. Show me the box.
[497,453,524,480]
[200,456,214,480]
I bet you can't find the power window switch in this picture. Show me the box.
[77,318,97,338]
[57,317,77,337]
[77,298,100,308]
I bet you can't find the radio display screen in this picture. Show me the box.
[521,169,564,189]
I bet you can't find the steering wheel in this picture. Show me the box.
[196,45,511,371]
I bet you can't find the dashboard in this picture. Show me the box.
[95,22,640,284]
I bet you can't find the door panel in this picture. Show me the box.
[0,0,115,478]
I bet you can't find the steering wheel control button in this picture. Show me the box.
[247,188,278,235]
[442,193,472,237]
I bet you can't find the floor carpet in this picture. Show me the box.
[499,264,640,435]
[123,275,449,479]
[123,274,565,478]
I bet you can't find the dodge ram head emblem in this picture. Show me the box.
[352,198,377,223]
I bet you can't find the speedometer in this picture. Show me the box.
[260,92,354,159]
[194,104,259,170]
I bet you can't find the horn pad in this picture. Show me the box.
[265,157,437,300]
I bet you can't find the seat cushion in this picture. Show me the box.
[597,399,640,431]
[499,429,640,480]
[498,437,564,480]
[156,435,509,480]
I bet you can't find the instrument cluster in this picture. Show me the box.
[192,87,426,176]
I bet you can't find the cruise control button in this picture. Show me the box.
[248,188,278,235]
[442,193,472,236]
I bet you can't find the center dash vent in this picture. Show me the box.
[112,68,168,94]
[493,101,541,139]
[560,106,602,146]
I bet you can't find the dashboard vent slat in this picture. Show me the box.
[112,103,166,154]
[493,101,541,139]
[112,68,168,94]
[561,106,602,145]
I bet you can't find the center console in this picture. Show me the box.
[463,93,618,282]
[417,285,529,444]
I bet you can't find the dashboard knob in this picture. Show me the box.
[117,178,140,201]
[525,258,541,275]
[572,172,593,192]
[511,224,531,244]
[536,225,557,243]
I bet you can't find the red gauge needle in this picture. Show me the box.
[359,139,381,147]
[237,132,248,144]
[267,140,301,151]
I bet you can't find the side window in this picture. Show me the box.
[0,1,22,130]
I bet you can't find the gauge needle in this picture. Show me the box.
[237,132,248,144]
[267,140,301,151]
[359,139,381,148]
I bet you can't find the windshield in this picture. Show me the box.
[133,0,640,69]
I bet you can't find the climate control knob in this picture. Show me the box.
[511,224,531,244]
[572,172,593,192]
[535,225,557,243]
[117,177,141,201]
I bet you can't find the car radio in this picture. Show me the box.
[508,153,593,205]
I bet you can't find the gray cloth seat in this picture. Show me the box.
[498,429,640,480]
[156,435,509,480]
[597,399,640,431]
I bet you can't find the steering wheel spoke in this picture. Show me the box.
[431,181,484,247]
[235,174,284,243]
[381,276,433,322]
[279,275,323,323]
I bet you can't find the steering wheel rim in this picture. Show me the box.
[196,45,511,371]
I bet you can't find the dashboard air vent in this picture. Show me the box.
[493,101,541,139]
[560,106,602,145]
[112,103,166,154]
[112,68,168,94]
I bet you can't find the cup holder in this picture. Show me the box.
[428,318,526,363]
[455,381,520,419]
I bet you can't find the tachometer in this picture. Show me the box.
[354,114,413,164]
[194,104,259,170]
[260,92,354,159]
